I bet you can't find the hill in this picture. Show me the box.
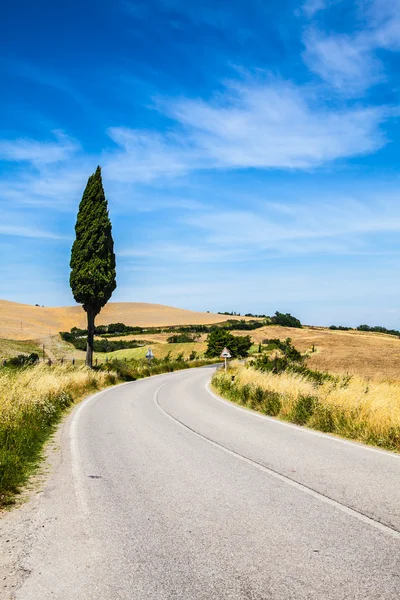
[0,299,247,341]
[233,325,400,381]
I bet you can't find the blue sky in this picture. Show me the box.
[2,0,400,326]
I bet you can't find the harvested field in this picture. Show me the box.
[0,299,249,341]
[233,325,400,381]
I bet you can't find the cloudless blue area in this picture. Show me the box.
[1,0,400,327]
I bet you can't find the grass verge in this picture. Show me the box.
[0,364,117,507]
[212,363,400,452]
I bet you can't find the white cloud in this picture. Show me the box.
[0,131,79,166]
[302,0,338,17]
[303,0,400,95]
[104,128,192,183]
[104,79,390,182]
[0,222,65,240]
[303,29,383,94]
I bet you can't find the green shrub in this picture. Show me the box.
[263,390,282,416]
[309,403,335,432]
[290,395,318,425]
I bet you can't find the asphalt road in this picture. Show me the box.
[14,366,400,599]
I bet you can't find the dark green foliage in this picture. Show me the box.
[70,166,116,314]
[107,322,129,334]
[309,403,335,432]
[290,395,318,425]
[254,338,304,373]
[6,353,39,368]
[330,323,400,338]
[167,333,198,343]
[357,324,400,337]
[263,390,282,416]
[270,311,302,328]
[254,338,333,384]
[70,167,116,366]
[60,331,146,353]
[205,328,252,358]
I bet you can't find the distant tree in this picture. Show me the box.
[70,166,116,367]
[205,328,252,358]
[271,311,302,328]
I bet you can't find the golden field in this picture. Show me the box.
[233,325,400,381]
[2,296,400,382]
[0,299,245,341]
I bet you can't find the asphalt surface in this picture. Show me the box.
[13,366,400,599]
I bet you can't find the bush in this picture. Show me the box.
[270,311,302,328]
[167,333,198,343]
[6,353,39,367]
[205,328,252,358]
[263,390,282,416]
[290,395,318,425]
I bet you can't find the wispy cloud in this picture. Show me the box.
[303,29,384,94]
[303,0,400,95]
[0,131,79,166]
[0,221,65,240]
[104,77,391,183]
[302,0,343,17]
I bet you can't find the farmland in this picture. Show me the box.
[232,325,400,381]
[0,299,246,341]
[2,299,400,381]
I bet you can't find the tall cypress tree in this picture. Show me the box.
[70,166,116,367]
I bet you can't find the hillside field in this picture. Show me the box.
[233,325,400,381]
[2,298,400,381]
[0,299,247,341]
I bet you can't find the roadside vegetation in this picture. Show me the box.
[0,364,117,507]
[212,340,400,452]
[0,354,218,507]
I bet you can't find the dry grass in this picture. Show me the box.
[0,338,42,360]
[233,325,400,381]
[0,364,117,505]
[213,363,400,451]
[0,299,250,341]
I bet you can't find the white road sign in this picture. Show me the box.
[220,347,231,359]
[146,348,154,360]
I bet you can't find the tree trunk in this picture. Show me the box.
[86,308,95,368]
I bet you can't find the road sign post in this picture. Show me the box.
[146,348,154,364]
[220,347,231,372]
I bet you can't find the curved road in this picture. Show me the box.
[16,366,400,599]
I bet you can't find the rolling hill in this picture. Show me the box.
[0,299,246,341]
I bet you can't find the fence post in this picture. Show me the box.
[72,358,75,366]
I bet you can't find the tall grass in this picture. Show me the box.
[212,363,400,451]
[0,364,117,506]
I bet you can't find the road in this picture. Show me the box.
[12,366,400,599]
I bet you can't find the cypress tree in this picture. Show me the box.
[70,166,116,367]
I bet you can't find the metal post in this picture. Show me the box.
[225,357,227,372]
